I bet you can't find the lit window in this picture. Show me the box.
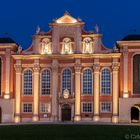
[62,69,71,94]
[41,70,51,95]
[101,102,111,113]
[101,69,111,95]
[40,103,51,113]
[23,103,32,112]
[83,69,92,95]
[82,103,92,113]
[23,70,32,95]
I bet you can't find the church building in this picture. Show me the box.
[0,12,140,123]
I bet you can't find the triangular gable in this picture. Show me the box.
[56,12,78,24]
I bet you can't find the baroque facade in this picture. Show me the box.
[0,12,140,123]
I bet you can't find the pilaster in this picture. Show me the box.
[74,59,81,121]
[122,46,129,98]
[32,60,40,122]
[93,59,100,122]
[51,59,59,121]
[4,49,11,99]
[112,60,119,123]
[14,60,22,123]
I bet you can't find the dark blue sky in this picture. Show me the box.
[0,0,140,49]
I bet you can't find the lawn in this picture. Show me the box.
[0,123,139,140]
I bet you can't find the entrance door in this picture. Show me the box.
[62,104,71,121]
[131,106,139,122]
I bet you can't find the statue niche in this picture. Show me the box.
[61,38,73,54]
[41,38,52,54]
[83,38,93,53]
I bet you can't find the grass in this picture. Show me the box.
[0,123,139,140]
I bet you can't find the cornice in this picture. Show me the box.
[117,41,140,47]
[12,53,121,60]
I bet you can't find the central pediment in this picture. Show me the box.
[56,12,78,24]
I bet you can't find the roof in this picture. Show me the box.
[0,37,16,44]
[122,35,140,41]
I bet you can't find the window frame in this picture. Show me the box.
[100,68,112,96]
[81,102,93,113]
[61,68,72,95]
[22,103,33,113]
[40,102,51,113]
[82,68,93,95]
[40,69,51,96]
[22,69,33,96]
[100,102,112,113]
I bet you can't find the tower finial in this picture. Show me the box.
[95,24,99,34]
[36,25,40,34]
[64,11,70,15]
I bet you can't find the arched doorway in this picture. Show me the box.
[131,106,140,122]
[61,104,71,121]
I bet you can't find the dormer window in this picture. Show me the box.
[83,38,93,54]
[61,38,73,54]
[41,38,52,54]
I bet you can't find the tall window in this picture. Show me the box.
[62,69,71,94]
[41,69,51,95]
[0,58,1,95]
[101,69,111,95]
[23,70,32,95]
[83,69,92,95]
[133,54,140,94]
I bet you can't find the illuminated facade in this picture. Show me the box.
[0,12,140,123]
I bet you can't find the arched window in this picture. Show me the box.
[41,69,51,95]
[83,69,92,95]
[101,69,111,95]
[62,69,71,94]
[133,54,140,94]
[0,58,1,95]
[23,70,32,95]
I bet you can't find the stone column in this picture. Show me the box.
[93,61,100,122]
[74,59,81,121]
[112,61,119,123]
[4,49,11,99]
[14,60,22,123]
[123,47,129,98]
[32,60,40,122]
[51,59,59,121]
